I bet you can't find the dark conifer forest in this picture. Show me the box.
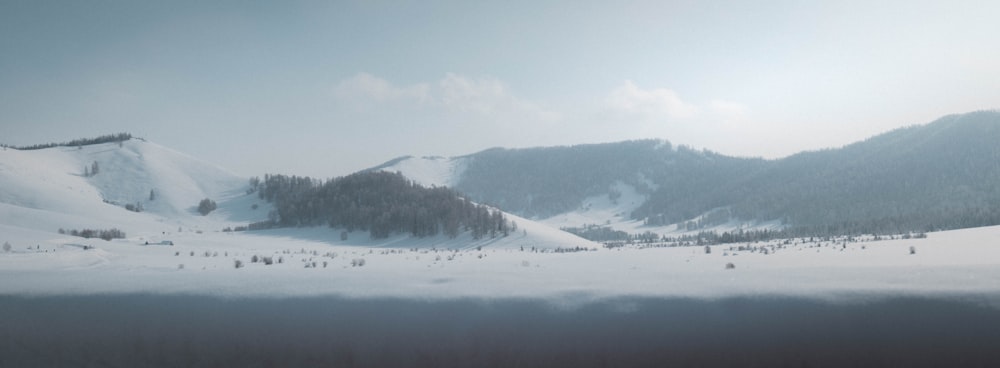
[446,110,1000,237]
[254,171,511,240]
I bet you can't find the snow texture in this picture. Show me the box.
[3,140,1000,303]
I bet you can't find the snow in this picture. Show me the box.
[3,217,1000,302]
[540,181,647,230]
[537,181,784,238]
[3,140,1000,304]
[375,155,467,188]
[379,158,784,237]
[0,140,247,233]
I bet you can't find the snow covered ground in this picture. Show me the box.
[3,140,1000,303]
[3,223,1000,303]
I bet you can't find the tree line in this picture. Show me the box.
[253,171,512,240]
[1,133,133,151]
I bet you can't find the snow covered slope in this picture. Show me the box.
[0,139,247,233]
[372,155,467,188]
[0,138,595,251]
[2,138,999,301]
[376,155,780,237]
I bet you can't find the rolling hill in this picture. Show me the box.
[0,137,596,250]
[377,110,1000,238]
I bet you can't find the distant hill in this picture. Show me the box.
[0,137,594,250]
[0,137,246,231]
[377,110,1000,237]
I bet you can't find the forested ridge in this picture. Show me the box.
[254,171,512,240]
[1,133,134,150]
[447,110,1000,236]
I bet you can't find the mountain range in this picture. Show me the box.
[0,136,591,250]
[2,110,998,245]
[377,110,1000,239]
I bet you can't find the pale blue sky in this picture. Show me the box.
[2,1,998,177]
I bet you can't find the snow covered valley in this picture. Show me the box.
[4,138,1000,366]
[3,225,1000,301]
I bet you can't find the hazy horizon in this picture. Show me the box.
[3,1,998,177]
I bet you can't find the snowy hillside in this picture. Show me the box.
[3,137,1000,302]
[0,139,247,234]
[372,155,468,188]
[376,152,779,238]
[375,111,1000,241]
[0,138,596,252]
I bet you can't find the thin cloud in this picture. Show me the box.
[333,72,558,122]
[708,99,748,122]
[604,80,699,120]
[333,73,430,107]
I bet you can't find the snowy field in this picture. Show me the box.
[3,224,1000,303]
[3,140,1000,302]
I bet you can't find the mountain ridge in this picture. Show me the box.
[377,110,1000,238]
[0,138,594,250]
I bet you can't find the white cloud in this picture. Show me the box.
[333,72,558,122]
[604,80,698,119]
[708,99,748,122]
[333,73,430,106]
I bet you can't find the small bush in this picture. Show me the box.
[62,228,126,241]
[725,262,736,270]
[234,259,244,269]
[909,246,916,255]
[197,198,217,216]
[3,241,11,252]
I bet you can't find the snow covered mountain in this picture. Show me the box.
[376,110,1000,239]
[0,138,247,234]
[3,131,1000,304]
[0,137,595,251]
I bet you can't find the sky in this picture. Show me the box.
[2,0,998,178]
